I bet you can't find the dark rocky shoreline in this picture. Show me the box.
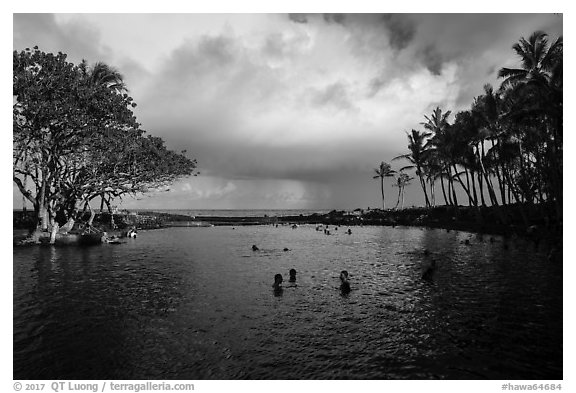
[13,203,562,248]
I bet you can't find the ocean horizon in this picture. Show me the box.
[140,208,335,218]
[12,208,339,218]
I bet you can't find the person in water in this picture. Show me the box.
[127,226,137,238]
[289,269,297,282]
[421,259,437,281]
[273,274,283,294]
[340,270,351,294]
[252,245,259,251]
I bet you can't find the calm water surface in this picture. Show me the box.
[13,225,562,379]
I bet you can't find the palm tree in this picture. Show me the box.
[498,31,562,219]
[393,172,414,209]
[372,161,396,210]
[422,107,452,207]
[80,60,127,93]
[422,107,451,136]
[498,31,562,91]
[393,129,432,207]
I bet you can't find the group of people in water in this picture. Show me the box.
[314,225,352,235]
[103,226,138,244]
[273,222,354,236]
[272,268,352,295]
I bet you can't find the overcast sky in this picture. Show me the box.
[12,13,563,211]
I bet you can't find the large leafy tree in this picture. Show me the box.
[13,47,197,234]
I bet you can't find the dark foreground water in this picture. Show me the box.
[13,225,562,379]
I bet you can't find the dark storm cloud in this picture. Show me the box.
[380,14,417,51]
[288,13,308,24]
[12,13,563,209]
[322,14,346,25]
[166,133,400,185]
[419,44,444,76]
[287,13,346,25]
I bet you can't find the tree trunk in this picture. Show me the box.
[59,217,75,234]
[49,222,59,244]
[493,140,507,205]
[464,167,473,206]
[104,197,116,229]
[452,164,475,206]
[417,166,430,208]
[21,168,29,212]
[451,178,459,206]
[479,142,499,206]
[37,176,49,231]
[380,177,386,210]
[470,169,478,206]
[477,171,486,206]
[447,175,454,206]
[440,175,448,206]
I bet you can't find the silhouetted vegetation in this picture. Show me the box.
[13,47,198,238]
[390,31,562,232]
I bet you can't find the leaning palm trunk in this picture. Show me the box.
[479,143,499,206]
[477,171,486,206]
[452,164,476,206]
[395,186,401,209]
[469,168,478,206]
[416,167,431,207]
[492,140,507,205]
[420,176,430,207]
[440,175,448,206]
[449,173,458,206]
[447,176,454,205]
[464,167,473,206]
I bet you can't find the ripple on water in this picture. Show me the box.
[13,225,562,379]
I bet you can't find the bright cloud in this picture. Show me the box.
[13,13,563,209]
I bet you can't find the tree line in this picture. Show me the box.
[373,31,562,224]
[13,47,198,236]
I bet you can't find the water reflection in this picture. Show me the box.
[14,225,562,379]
